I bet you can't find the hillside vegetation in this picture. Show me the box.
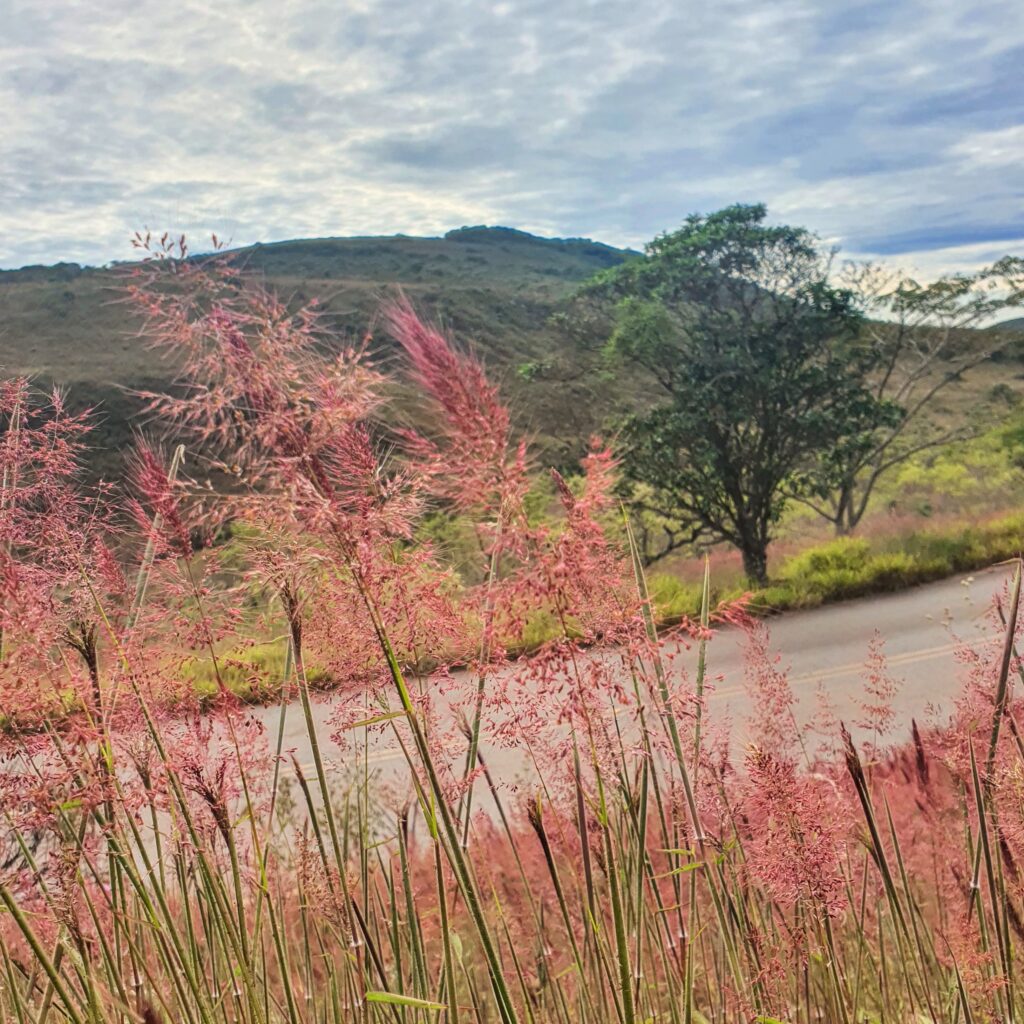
[4,223,1024,596]
[0,227,635,477]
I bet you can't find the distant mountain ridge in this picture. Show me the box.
[0,227,637,478]
[0,226,635,281]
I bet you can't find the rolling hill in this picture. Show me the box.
[0,227,637,479]
[3,226,1022,488]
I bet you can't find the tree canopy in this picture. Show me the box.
[802,258,1024,534]
[586,204,895,584]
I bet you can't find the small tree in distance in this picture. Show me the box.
[802,258,1024,534]
[586,204,893,585]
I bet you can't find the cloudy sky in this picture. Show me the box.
[2,0,1023,275]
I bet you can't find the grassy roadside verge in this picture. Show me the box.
[652,509,1024,622]
[178,510,1024,708]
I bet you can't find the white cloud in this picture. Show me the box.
[949,124,1024,169]
[0,0,1022,276]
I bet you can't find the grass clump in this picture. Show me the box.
[767,514,1023,611]
[183,640,331,703]
[770,536,918,607]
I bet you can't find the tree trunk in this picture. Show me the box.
[741,544,769,587]
[845,480,874,535]
[833,483,853,536]
[834,477,872,535]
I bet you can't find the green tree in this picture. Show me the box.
[586,204,892,585]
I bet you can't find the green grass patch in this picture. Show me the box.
[650,513,1024,622]
[182,640,330,704]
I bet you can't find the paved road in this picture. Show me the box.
[704,562,1012,738]
[252,563,1015,792]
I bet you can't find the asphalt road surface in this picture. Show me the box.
[252,562,1016,795]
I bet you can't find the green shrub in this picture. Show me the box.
[781,536,870,579]
[768,538,930,608]
[648,512,1023,626]
[779,537,871,598]
[751,582,808,611]
[648,573,703,620]
[977,512,1024,560]
[861,551,917,591]
[896,514,1023,575]
[513,608,566,651]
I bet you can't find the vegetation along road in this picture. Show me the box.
[261,562,1016,794]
